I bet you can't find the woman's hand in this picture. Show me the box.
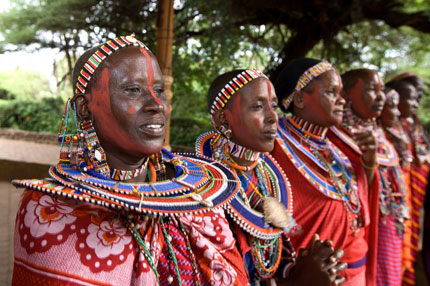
[278,234,347,286]
[353,129,377,184]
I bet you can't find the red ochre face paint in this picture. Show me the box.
[139,47,162,106]
[224,78,277,153]
[88,68,143,154]
[87,47,167,160]
[127,106,136,114]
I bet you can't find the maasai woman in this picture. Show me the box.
[386,79,423,285]
[195,69,347,285]
[11,35,248,285]
[341,69,409,286]
[271,58,380,286]
[381,87,413,170]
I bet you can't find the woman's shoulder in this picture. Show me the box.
[13,188,159,285]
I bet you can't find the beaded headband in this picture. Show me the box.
[210,68,268,116]
[74,34,150,96]
[282,61,333,110]
[385,89,398,100]
[385,89,399,105]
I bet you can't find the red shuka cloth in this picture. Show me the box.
[271,127,379,286]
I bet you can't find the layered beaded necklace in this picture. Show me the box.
[383,125,413,167]
[375,125,409,234]
[343,102,409,233]
[110,158,149,181]
[195,131,296,280]
[277,116,362,232]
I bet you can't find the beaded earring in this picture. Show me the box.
[58,99,81,167]
[77,119,110,177]
[212,125,232,161]
[218,124,232,140]
[57,98,111,178]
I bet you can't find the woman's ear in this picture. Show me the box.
[212,109,228,129]
[73,95,91,121]
[293,91,305,109]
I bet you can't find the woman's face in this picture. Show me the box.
[398,84,419,118]
[87,46,167,160]
[224,78,278,153]
[379,91,400,128]
[349,72,386,119]
[298,70,345,127]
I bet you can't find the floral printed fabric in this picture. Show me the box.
[13,189,247,285]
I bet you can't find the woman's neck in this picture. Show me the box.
[288,114,328,141]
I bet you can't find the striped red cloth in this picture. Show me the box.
[376,215,403,286]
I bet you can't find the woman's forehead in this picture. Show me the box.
[105,48,161,81]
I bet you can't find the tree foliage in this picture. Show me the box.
[0,69,52,99]
[1,0,430,145]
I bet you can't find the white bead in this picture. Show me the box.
[167,275,174,284]
[94,150,102,161]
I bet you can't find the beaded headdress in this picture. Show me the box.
[391,72,417,82]
[209,68,267,117]
[274,58,333,112]
[385,89,398,104]
[282,61,333,110]
[74,34,149,96]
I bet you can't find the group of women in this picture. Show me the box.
[11,35,429,286]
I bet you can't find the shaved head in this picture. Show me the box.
[341,69,377,97]
[207,70,246,112]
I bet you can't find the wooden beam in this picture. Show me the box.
[156,0,174,150]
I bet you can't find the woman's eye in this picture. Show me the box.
[126,87,141,93]
[154,87,164,95]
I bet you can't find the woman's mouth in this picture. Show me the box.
[139,123,165,137]
[263,130,277,139]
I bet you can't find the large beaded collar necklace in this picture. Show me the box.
[211,131,261,163]
[278,116,356,194]
[374,125,399,167]
[374,125,408,234]
[13,148,240,286]
[13,149,240,216]
[196,131,294,239]
[277,116,362,232]
[196,131,296,279]
[383,125,413,167]
[343,102,399,167]
[377,156,409,234]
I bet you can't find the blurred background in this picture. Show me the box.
[0,0,430,147]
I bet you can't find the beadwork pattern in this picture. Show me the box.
[210,68,267,116]
[195,131,294,240]
[74,34,149,96]
[13,151,241,216]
